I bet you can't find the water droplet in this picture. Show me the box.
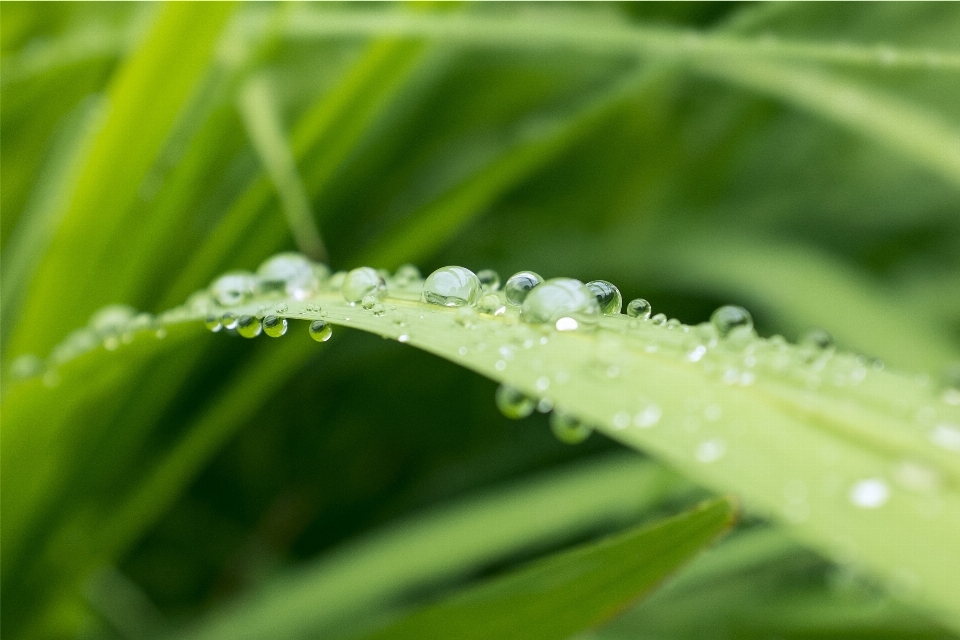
[309,319,332,342]
[393,264,422,287]
[256,252,320,299]
[478,293,506,316]
[452,306,477,328]
[262,315,288,338]
[650,313,667,326]
[849,478,889,509]
[205,315,222,332]
[504,271,543,305]
[361,294,380,310]
[89,304,137,335]
[550,410,592,444]
[930,423,960,452]
[710,305,753,338]
[342,267,386,303]
[275,302,289,314]
[477,269,501,292]
[210,271,257,306]
[801,328,835,351]
[398,334,410,343]
[221,312,239,330]
[495,384,535,419]
[521,278,599,330]
[634,403,662,428]
[422,266,482,307]
[695,439,726,463]
[585,280,622,315]
[626,298,651,320]
[236,315,262,338]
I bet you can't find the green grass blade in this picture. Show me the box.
[169,456,687,640]
[358,497,735,640]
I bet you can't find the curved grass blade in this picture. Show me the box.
[18,259,960,631]
[357,497,736,640]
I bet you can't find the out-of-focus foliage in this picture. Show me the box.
[2,3,959,640]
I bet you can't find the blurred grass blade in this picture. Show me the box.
[9,2,236,357]
[238,74,327,262]
[282,9,960,73]
[359,497,735,640]
[170,456,687,640]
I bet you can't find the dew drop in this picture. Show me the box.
[710,305,753,338]
[236,315,262,339]
[695,438,727,463]
[262,315,287,338]
[393,264,422,287]
[205,315,222,332]
[309,319,332,342]
[361,294,380,310]
[342,267,386,303]
[801,328,835,351]
[849,478,889,509]
[930,423,960,452]
[585,280,622,315]
[89,304,137,334]
[634,403,662,428]
[495,384,535,419]
[477,269,501,292]
[550,410,592,444]
[455,306,478,327]
[626,298,651,320]
[478,293,506,316]
[221,312,239,330]
[504,271,543,306]
[256,252,320,299]
[650,313,667,326]
[210,271,257,306]
[275,302,288,314]
[422,266,482,307]
[520,278,599,330]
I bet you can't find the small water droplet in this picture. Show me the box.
[262,315,287,338]
[275,302,289,314]
[361,294,380,310]
[221,312,239,330]
[504,271,543,305]
[478,293,506,316]
[535,376,550,392]
[256,252,320,299]
[801,328,835,351]
[342,267,386,303]
[210,271,257,306]
[849,478,889,508]
[521,278,599,330]
[309,319,332,342]
[634,403,662,428]
[585,280,622,315]
[422,266,482,307]
[495,384,535,419]
[930,423,960,452]
[695,438,726,463]
[393,264,422,287]
[236,315,262,338]
[205,315,222,332]
[477,269,501,292]
[626,298,651,320]
[398,334,410,343]
[455,306,478,327]
[650,313,666,326]
[550,409,592,444]
[710,305,752,338]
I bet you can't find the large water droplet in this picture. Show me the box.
[504,271,543,306]
[849,478,889,508]
[262,315,288,338]
[521,278,599,330]
[495,384,535,419]
[422,266,482,307]
[585,280,622,315]
[256,252,321,299]
[477,269,501,292]
[626,298,651,320]
[236,315,262,338]
[342,267,386,303]
[309,319,332,342]
[550,410,592,444]
[710,305,753,338]
[210,271,257,306]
